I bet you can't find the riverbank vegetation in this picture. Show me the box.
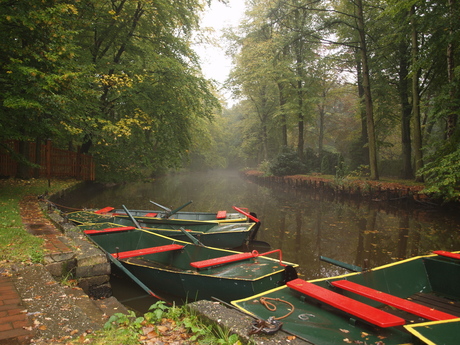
[0,179,79,263]
[78,301,248,345]
[1,0,459,202]
[0,180,247,344]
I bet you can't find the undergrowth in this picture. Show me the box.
[0,178,79,263]
[80,301,250,345]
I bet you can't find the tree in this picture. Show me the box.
[0,0,85,178]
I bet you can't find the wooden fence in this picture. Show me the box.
[0,140,95,181]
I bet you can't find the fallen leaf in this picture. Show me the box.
[157,325,168,333]
[39,325,47,330]
[340,329,350,333]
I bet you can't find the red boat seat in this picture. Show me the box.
[83,226,136,235]
[216,211,227,219]
[331,280,457,321]
[286,279,405,328]
[190,252,254,269]
[94,207,115,214]
[111,244,184,259]
[433,250,460,260]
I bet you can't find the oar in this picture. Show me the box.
[122,205,141,229]
[83,232,165,301]
[107,250,166,300]
[149,200,171,212]
[232,206,260,223]
[320,256,362,272]
[167,200,193,218]
[179,227,204,246]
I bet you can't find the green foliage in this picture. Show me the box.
[0,0,81,143]
[0,179,79,263]
[1,0,219,182]
[96,300,248,345]
[269,147,307,176]
[419,145,460,202]
[257,160,272,176]
[304,148,320,172]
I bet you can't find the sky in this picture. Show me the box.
[194,1,247,104]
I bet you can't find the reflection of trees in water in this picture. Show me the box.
[54,171,460,280]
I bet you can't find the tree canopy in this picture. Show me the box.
[225,0,460,201]
[2,0,460,201]
[1,0,220,181]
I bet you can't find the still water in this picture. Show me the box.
[54,170,460,308]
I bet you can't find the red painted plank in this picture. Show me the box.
[433,250,460,260]
[144,213,158,217]
[216,211,227,219]
[94,207,115,214]
[190,252,254,269]
[286,279,405,328]
[83,226,136,235]
[111,244,184,259]
[332,280,457,321]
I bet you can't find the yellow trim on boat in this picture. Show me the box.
[404,317,460,345]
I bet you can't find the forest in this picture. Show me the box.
[0,0,459,201]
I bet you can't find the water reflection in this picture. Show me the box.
[54,170,460,288]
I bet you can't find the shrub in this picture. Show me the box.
[269,147,307,176]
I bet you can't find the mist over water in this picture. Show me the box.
[54,169,460,307]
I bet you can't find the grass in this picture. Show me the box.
[0,179,252,344]
[0,178,79,263]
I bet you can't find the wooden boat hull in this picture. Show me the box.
[112,209,247,223]
[84,228,298,302]
[232,253,460,344]
[67,209,248,225]
[78,220,258,248]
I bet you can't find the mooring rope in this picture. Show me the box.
[44,199,84,211]
[259,297,295,320]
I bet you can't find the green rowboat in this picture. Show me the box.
[83,227,298,302]
[405,317,460,345]
[66,205,254,225]
[78,216,259,248]
[232,251,460,344]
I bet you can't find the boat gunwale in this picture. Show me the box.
[78,221,255,236]
[67,210,249,224]
[403,317,460,345]
[85,228,298,281]
[231,251,460,319]
[123,256,298,281]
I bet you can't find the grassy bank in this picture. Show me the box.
[0,178,79,263]
[0,179,251,345]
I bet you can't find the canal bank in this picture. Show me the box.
[1,193,308,344]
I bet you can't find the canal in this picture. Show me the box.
[53,170,460,310]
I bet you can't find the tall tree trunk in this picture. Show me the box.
[356,0,378,180]
[398,37,413,179]
[411,6,423,182]
[356,49,369,166]
[446,0,457,138]
[297,80,304,160]
[294,8,305,160]
[277,82,288,147]
[318,100,325,163]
